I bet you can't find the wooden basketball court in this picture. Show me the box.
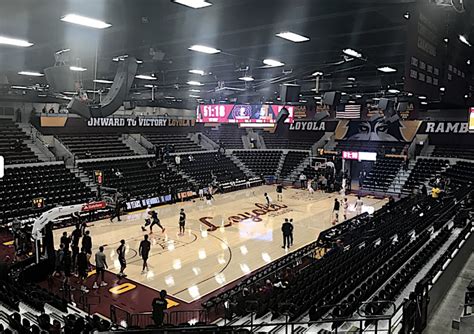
[54,186,387,303]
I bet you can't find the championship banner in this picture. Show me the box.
[403,5,443,101]
[196,104,294,124]
[335,119,421,142]
[417,121,470,134]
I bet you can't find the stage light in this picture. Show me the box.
[263,59,285,67]
[312,71,323,76]
[276,31,309,43]
[418,95,427,100]
[187,80,203,86]
[61,14,111,29]
[135,74,157,80]
[421,101,428,105]
[93,79,113,84]
[377,66,397,73]
[355,94,362,98]
[18,71,44,77]
[238,76,254,81]
[188,44,220,54]
[343,48,362,58]
[439,87,445,92]
[189,69,205,75]
[0,36,33,47]
[403,11,410,19]
[173,0,212,9]
[388,89,400,94]
[444,37,449,43]
[348,77,356,81]
[459,35,472,47]
[69,66,87,72]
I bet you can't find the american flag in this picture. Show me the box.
[336,104,361,119]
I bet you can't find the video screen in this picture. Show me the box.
[197,104,294,123]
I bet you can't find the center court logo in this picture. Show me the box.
[199,203,291,231]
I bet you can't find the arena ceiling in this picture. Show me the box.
[0,0,473,107]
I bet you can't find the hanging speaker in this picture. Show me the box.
[67,57,138,119]
[280,84,301,103]
[322,91,341,106]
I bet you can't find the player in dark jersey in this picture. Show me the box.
[143,210,165,234]
[116,239,127,278]
[179,209,186,235]
[139,234,151,274]
[276,183,284,201]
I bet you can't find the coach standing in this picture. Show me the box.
[152,290,168,327]
[281,219,292,249]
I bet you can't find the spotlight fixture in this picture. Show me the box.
[342,48,362,58]
[439,87,446,92]
[377,66,397,73]
[135,74,157,80]
[0,36,33,47]
[188,44,220,54]
[189,69,205,75]
[187,81,203,86]
[263,59,285,67]
[172,0,212,9]
[238,76,254,81]
[61,14,111,29]
[276,31,310,43]
[459,35,472,47]
[93,79,113,84]
[69,66,87,72]
[18,71,44,77]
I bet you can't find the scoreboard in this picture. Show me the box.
[197,104,294,124]
[469,107,474,133]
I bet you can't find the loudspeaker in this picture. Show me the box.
[66,57,138,119]
[123,101,136,110]
[322,91,341,106]
[378,98,394,111]
[99,57,138,117]
[280,84,301,103]
[313,111,330,122]
[396,102,408,113]
[44,66,78,93]
[67,98,91,119]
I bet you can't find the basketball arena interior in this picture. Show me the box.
[0,0,473,333]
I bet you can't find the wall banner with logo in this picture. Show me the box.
[335,120,421,142]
